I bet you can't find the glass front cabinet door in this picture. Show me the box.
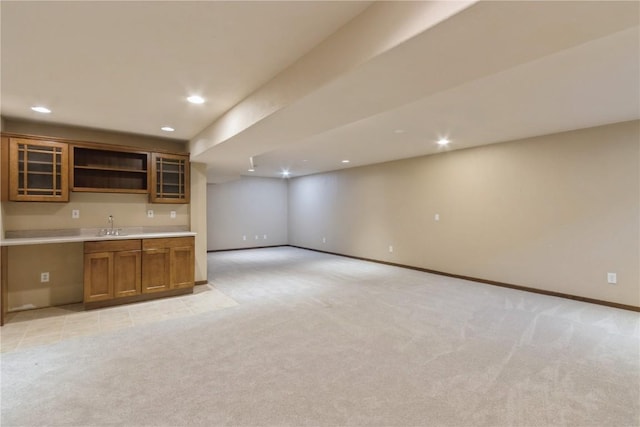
[150,153,190,204]
[9,138,69,202]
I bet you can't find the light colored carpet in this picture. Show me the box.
[1,246,638,426]
[0,284,238,353]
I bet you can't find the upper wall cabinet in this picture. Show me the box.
[150,153,190,204]
[71,145,149,194]
[8,137,69,202]
[2,133,190,203]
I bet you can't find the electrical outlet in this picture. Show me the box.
[243,235,247,241]
[147,209,154,218]
[434,213,440,221]
[389,245,393,253]
[71,209,80,219]
[40,272,50,283]
[255,235,259,240]
[170,211,176,219]
[263,234,267,240]
[322,237,326,243]
[607,272,617,284]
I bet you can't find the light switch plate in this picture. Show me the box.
[147,210,154,218]
[72,209,80,219]
[170,211,176,219]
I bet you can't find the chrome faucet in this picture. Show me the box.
[99,215,122,237]
[107,215,114,235]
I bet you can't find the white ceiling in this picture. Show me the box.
[2,1,638,183]
[256,26,639,177]
[1,1,370,139]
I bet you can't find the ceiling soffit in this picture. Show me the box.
[192,1,639,182]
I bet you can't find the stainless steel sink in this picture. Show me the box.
[98,228,126,237]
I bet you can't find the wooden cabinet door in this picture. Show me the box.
[9,138,69,202]
[84,252,113,302]
[114,250,141,298]
[141,248,171,293]
[150,153,190,203]
[170,245,194,289]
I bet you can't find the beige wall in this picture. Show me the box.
[190,162,208,282]
[207,177,288,250]
[0,117,4,239]
[3,193,189,231]
[1,119,206,309]
[7,243,83,310]
[288,120,640,307]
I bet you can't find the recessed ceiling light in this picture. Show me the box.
[161,126,175,132]
[302,159,308,162]
[248,168,255,172]
[341,160,350,163]
[281,170,290,177]
[437,138,450,146]
[31,106,51,114]
[394,129,405,134]
[187,95,205,104]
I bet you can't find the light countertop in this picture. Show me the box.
[1,227,196,246]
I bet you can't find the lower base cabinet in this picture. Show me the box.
[142,237,194,293]
[84,252,113,302]
[84,236,194,308]
[141,247,171,293]
[84,240,141,303]
[114,250,142,298]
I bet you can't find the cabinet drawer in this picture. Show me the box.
[85,239,141,253]
[143,236,194,250]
